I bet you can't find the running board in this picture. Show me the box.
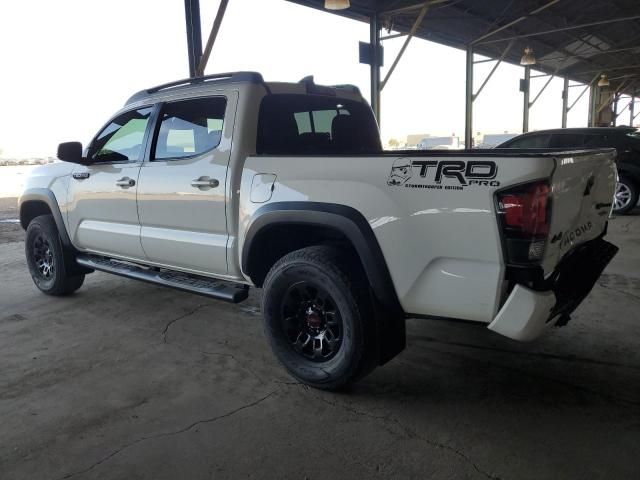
[76,254,249,303]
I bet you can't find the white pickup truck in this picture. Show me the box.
[19,72,618,390]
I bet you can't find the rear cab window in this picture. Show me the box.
[257,94,381,155]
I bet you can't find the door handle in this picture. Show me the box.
[191,176,220,189]
[116,177,136,188]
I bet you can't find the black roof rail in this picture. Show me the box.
[126,71,264,105]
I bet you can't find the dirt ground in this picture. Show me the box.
[0,197,23,244]
[1,202,639,480]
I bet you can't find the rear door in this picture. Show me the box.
[137,93,236,276]
[66,106,153,260]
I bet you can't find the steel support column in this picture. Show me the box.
[561,77,569,128]
[588,83,597,127]
[465,44,474,149]
[370,12,381,123]
[630,90,636,126]
[613,94,618,126]
[522,66,531,133]
[380,0,430,91]
[197,0,229,76]
[184,0,203,78]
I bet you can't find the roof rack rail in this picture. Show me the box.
[126,71,264,105]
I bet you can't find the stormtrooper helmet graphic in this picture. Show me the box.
[387,158,413,186]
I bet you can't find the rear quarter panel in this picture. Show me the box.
[238,153,556,323]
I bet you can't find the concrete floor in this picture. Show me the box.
[1,198,639,480]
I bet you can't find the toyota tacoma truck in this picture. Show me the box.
[19,72,619,390]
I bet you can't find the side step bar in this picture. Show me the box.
[76,254,249,303]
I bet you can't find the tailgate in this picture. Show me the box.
[543,149,617,273]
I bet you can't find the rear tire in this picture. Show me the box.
[261,246,376,390]
[613,176,638,215]
[25,215,85,296]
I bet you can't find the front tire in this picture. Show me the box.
[25,215,85,296]
[261,246,376,390]
[613,176,638,215]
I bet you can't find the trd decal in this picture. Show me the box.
[387,159,500,189]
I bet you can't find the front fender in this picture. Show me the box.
[19,188,72,248]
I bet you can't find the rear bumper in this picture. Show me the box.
[489,237,618,341]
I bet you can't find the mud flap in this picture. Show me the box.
[371,293,406,365]
[546,238,618,320]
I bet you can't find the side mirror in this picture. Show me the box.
[57,142,87,164]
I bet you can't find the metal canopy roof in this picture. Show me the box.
[286,0,640,94]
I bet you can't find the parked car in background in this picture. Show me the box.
[498,127,640,214]
[417,136,461,150]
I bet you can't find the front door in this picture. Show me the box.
[137,94,235,276]
[66,106,153,260]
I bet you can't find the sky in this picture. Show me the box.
[0,0,597,157]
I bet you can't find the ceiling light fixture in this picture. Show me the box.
[325,0,350,9]
[520,47,536,66]
[597,74,610,87]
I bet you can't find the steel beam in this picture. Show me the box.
[184,0,203,78]
[380,32,407,41]
[473,40,514,100]
[597,79,633,115]
[561,77,569,128]
[615,98,632,119]
[472,0,561,45]
[380,0,430,91]
[568,83,590,112]
[197,0,229,76]
[529,73,555,107]
[465,44,474,149]
[370,12,381,123]
[533,45,640,63]
[522,66,531,133]
[381,0,448,16]
[479,14,640,45]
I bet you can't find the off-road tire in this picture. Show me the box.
[25,215,85,296]
[261,245,377,390]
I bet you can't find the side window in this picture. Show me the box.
[507,134,551,148]
[153,97,226,160]
[90,107,153,162]
[549,134,585,148]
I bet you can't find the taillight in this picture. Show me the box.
[497,181,551,264]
